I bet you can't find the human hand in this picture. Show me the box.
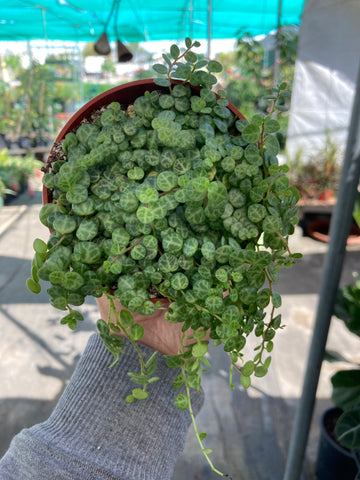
[96,295,205,356]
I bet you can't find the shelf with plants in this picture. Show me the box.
[0,148,42,208]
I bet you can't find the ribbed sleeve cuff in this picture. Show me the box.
[7,334,204,480]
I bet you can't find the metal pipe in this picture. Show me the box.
[273,0,282,86]
[207,0,212,59]
[283,61,360,480]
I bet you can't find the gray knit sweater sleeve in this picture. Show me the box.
[0,334,204,480]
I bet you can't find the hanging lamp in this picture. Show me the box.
[114,0,133,62]
[93,0,116,56]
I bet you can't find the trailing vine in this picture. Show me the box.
[27,38,301,478]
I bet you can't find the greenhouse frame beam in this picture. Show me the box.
[283,62,360,480]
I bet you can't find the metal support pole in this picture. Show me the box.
[207,0,212,59]
[283,62,360,480]
[273,0,282,86]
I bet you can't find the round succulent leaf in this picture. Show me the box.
[112,227,130,246]
[170,44,180,59]
[76,220,98,241]
[183,237,198,257]
[128,167,145,181]
[185,206,206,225]
[156,171,178,192]
[199,122,215,139]
[184,177,209,202]
[255,366,268,378]
[48,270,63,285]
[229,189,246,208]
[137,206,155,224]
[174,393,188,410]
[73,242,102,265]
[172,84,190,97]
[241,375,251,389]
[39,203,67,228]
[132,387,148,400]
[171,272,189,290]
[173,157,191,175]
[57,163,83,191]
[192,279,212,299]
[142,235,158,250]
[72,198,95,217]
[272,292,282,308]
[66,185,88,204]
[207,181,228,204]
[222,305,241,324]
[242,124,261,144]
[154,77,171,87]
[67,293,85,307]
[215,268,228,284]
[244,144,263,165]
[205,296,224,314]
[153,63,168,75]
[119,192,139,213]
[129,324,145,341]
[62,271,84,290]
[33,238,47,256]
[207,60,222,73]
[145,149,161,166]
[162,232,184,254]
[239,286,257,305]
[264,118,280,133]
[264,135,280,156]
[201,241,215,261]
[158,253,179,273]
[221,156,235,173]
[248,204,267,223]
[130,244,147,260]
[27,278,41,294]
[241,360,255,377]
[137,186,159,204]
[174,97,191,113]
[185,50,197,63]
[159,94,175,109]
[191,96,206,113]
[192,341,208,358]
[178,130,196,150]
[53,215,77,235]
[262,215,282,233]
[42,173,56,189]
[274,176,290,193]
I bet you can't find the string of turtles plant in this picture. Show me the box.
[27,38,301,478]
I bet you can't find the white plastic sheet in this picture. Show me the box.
[286,0,360,160]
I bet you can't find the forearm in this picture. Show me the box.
[0,334,204,480]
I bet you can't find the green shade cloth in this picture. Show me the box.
[0,1,304,42]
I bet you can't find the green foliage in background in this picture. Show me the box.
[218,28,298,149]
[0,148,42,207]
[332,275,360,450]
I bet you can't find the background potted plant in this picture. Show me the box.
[0,148,42,206]
[316,272,360,479]
[27,38,301,478]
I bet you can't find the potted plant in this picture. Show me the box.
[27,38,301,478]
[316,275,360,480]
[0,148,42,204]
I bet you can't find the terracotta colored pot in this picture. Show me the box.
[42,79,245,206]
[306,218,360,245]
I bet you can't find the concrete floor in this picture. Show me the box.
[0,187,359,480]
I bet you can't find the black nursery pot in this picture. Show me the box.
[315,408,358,480]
